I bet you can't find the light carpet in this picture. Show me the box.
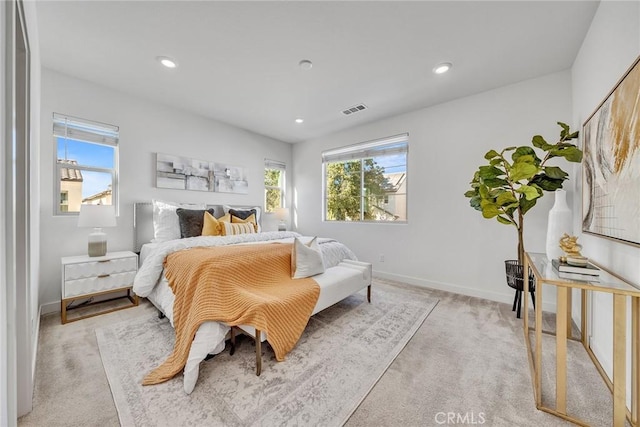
[96,282,439,426]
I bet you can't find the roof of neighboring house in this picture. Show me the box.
[82,188,112,203]
[58,159,83,182]
[383,172,406,192]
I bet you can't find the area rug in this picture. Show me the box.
[96,280,438,426]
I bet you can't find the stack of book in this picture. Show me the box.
[552,259,601,281]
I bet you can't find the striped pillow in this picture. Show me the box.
[221,222,256,236]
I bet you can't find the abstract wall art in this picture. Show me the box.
[582,55,640,246]
[156,153,248,194]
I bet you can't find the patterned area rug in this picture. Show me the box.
[96,280,438,426]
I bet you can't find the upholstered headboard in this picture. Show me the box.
[133,202,261,253]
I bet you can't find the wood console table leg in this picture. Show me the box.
[633,297,639,424]
[556,286,568,414]
[535,270,543,407]
[613,294,627,427]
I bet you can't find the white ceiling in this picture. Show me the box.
[35,1,599,143]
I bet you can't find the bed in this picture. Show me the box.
[132,201,371,394]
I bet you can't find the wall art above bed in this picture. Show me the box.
[156,153,248,194]
[582,55,640,246]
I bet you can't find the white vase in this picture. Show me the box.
[546,189,573,261]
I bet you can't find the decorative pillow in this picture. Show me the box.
[152,200,206,242]
[291,237,325,279]
[176,208,214,238]
[202,212,231,236]
[221,222,257,236]
[231,213,258,232]
[224,205,262,231]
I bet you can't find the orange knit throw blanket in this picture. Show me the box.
[142,243,320,385]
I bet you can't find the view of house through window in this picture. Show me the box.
[323,134,408,222]
[54,113,119,215]
[264,159,286,213]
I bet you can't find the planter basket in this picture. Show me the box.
[505,260,536,318]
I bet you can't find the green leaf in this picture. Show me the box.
[496,215,513,225]
[482,177,509,188]
[484,149,500,160]
[480,200,501,218]
[568,131,579,140]
[516,184,541,200]
[532,135,552,150]
[501,146,517,153]
[520,197,538,215]
[509,162,538,182]
[478,165,505,179]
[490,158,503,166]
[512,146,535,160]
[544,166,569,180]
[464,190,477,198]
[496,191,517,206]
[530,174,565,191]
[551,146,583,162]
[558,122,570,139]
[469,196,481,210]
[479,184,489,199]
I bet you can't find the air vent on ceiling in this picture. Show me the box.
[342,103,368,116]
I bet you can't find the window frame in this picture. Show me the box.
[322,133,408,223]
[53,113,119,216]
[264,159,286,213]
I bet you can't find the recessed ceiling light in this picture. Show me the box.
[295,118,304,124]
[433,62,452,74]
[157,56,178,69]
[299,60,313,70]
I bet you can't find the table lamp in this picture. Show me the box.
[77,204,117,257]
[274,207,289,231]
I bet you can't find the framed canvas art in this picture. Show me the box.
[582,55,640,246]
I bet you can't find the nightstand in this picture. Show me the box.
[61,251,139,324]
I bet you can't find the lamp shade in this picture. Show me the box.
[77,204,116,228]
[274,207,289,221]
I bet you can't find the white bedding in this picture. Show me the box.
[134,231,357,393]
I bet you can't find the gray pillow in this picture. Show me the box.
[176,208,214,238]
[229,208,257,221]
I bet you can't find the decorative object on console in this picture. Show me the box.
[582,55,640,246]
[552,258,600,277]
[274,207,289,231]
[545,189,573,261]
[558,233,586,263]
[77,204,117,257]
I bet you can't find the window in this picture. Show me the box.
[264,159,286,213]
[322,134,408,222]
[54,113,119,215]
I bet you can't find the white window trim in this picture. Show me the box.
[53,113,119,216]
[322,133,408,223]
[264,159,286,212]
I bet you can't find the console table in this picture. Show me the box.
[523,252,640,426]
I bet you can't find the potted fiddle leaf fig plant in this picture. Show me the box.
[464,122,582,264]
[464,122,582,316]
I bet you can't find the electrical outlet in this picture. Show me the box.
[379,254,385,262]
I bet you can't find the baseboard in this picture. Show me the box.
[31,306,41,384]
[40,301,59,316]
[373,270,557,313]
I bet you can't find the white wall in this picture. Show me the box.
[39,69,292,310]
[293,70,574,310]
[571,0,640,386]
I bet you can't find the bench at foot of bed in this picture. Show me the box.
[231,261,372,376]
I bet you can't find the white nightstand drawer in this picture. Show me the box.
[64,256,137,280]
[63,271,137,298]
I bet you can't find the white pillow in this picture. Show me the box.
[291,237,325,279]
[152,200,205,242]
[223,205,262,232]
